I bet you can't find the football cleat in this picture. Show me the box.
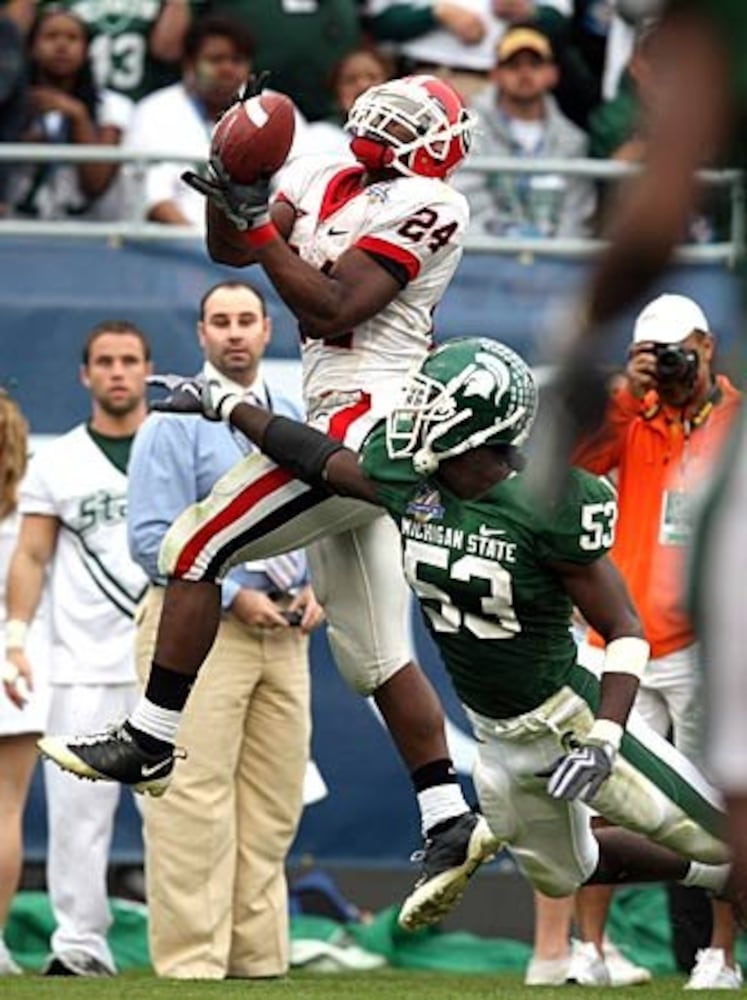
[37,724,182,797]
[41,952,114,977]
[398,812,499,930]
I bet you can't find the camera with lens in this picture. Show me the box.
[653,343,699,387]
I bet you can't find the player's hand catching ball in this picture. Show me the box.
[182,155,271,232]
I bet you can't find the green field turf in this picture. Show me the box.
[0,970,689,1000]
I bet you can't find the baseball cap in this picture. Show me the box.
[496,27,553,65]
[633,294,710,345]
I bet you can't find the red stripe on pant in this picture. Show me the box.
[328,393,371,441]
[174,465,294,579]
[173,394,372,579]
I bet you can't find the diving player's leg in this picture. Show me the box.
[40,452,372,792]
[307,519,498,931]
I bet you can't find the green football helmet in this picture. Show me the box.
[386,337,538,473]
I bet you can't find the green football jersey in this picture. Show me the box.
[360,423,617,720]
[45,0,181,101]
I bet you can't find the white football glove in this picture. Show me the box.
[147,374,241,422]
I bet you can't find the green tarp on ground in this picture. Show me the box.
[6,887,746,974]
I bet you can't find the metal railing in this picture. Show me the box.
[0,144,742,263]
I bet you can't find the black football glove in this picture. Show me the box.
[538,734,614,804]
[235,70,271,103]
[147,374,240,422]
[182,156,271,232]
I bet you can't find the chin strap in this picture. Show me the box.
[350,135,396,172]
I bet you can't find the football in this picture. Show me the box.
[211,91,295,185]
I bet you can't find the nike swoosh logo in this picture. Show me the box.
[478,525,506,537]
[328,227,348,236]
[141,760,170,779]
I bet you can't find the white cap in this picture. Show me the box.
[633,294,710,345]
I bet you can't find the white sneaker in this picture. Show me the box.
[603,939,652,986]
[0,945,22,976]
[685,949,743,990]
[525,954,570,986]
[566,940,612,986]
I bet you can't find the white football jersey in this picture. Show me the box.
[275,155,469,422]
[20,425,148,685]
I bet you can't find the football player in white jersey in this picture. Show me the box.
[6,321,151,976]
[40,75,500,931]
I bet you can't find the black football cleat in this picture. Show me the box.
[37,724,181,797]
[398,812,500,931]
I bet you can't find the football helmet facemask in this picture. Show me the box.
[387,338,538,474]
[345,75,476,180]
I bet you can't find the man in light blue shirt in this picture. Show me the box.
[127,280,323,979]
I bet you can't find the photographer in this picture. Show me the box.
[571,292,742,989]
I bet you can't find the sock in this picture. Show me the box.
[681,861,731,895]
[144,662,194,711]
[127,699,181,754]
[412,758,469,836]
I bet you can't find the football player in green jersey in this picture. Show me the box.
[142,336,735,932]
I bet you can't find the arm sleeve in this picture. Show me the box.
[572,385,643,475]
[536,470,618,565]
[127,416,200,581]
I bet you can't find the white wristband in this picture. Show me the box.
[588,718,624,752]
[5,619,28,651]
[604,636,650,680]
[218,393,242,422]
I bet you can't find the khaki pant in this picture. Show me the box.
[135,586,310,979]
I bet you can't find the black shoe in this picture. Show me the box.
[37,724,182,796]
[42,953,114,977]
[398,812,500,931]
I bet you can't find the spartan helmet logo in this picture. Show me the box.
[461,351,511,407]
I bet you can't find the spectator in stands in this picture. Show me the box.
[297,46,394,159]
[204,0,361,122]
[0,393,51,978]
[367,0,571,100]
[8,9,132,220]
[123,14,253,227]
[458,25,595,238]
[0,11,28,213]
[129,280,323,979]
[5,321,151,977]
[42,0,192,103]
[589,18,720,243]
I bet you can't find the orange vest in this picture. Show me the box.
[572,375,741,658]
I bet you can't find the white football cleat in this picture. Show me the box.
[685,948,743,990]
[566,940,611,986]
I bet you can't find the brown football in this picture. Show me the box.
[210,91,295,185]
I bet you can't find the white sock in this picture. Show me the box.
[417,784,470,836]
[129,697,181,747]
[681,861,731,895]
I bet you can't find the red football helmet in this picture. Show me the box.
[345,75,476,180]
